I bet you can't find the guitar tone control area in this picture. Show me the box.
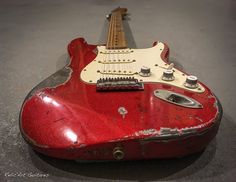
[159,62,200,90]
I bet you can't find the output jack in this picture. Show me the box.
[113,147,125,160]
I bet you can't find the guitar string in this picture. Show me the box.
[119,12,124,77]
[106,12,114,79]
[112,12,117,79]
[102,12,112,81]
[119,13,125,79]
[105,12,113,80]
[109,12,115,80]
[116,12,123,79]
[105,13,111,80]
[111,13,115,79]
[101,19,108,80]
[115,12,119,80]
[117,13,121,79]
[112,12,119,79]
[114,12,119,79]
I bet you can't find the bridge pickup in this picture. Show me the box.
[96,77,144,91]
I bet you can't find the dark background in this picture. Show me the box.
[0,0,236,181]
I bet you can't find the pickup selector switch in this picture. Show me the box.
[139,66,151,77]
[162,70,175,81]
[184,75,198,89]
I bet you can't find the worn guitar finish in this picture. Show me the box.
[20,8,222,160]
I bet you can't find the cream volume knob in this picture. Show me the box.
[184,75,198,88]
[162,69,174,81]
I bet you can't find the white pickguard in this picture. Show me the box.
[80,42,205,93]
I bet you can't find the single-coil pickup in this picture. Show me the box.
[97,70,137,76]
[96,59,136,64]
[99,50,134,54]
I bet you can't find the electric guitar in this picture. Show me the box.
[20,8,222,160]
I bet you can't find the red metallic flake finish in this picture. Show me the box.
[20,38,222,160]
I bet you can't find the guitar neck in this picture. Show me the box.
[106,11,127,49]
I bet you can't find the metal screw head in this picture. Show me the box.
[118,107,128,118]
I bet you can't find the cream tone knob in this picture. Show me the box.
[162,69,174,81]
[184,75,198,88]
[139,66,151,77]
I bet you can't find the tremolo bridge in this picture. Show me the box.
[96,77,144,91]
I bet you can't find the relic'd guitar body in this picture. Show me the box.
[20,8,222,160]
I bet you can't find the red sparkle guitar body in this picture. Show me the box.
[20,8,222,161]
[20,38,222,160]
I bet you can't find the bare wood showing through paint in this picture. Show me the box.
[106,8,127,49]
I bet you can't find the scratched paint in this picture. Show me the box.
[24,67,72,101]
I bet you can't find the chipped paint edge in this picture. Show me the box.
[19,57,73,149]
